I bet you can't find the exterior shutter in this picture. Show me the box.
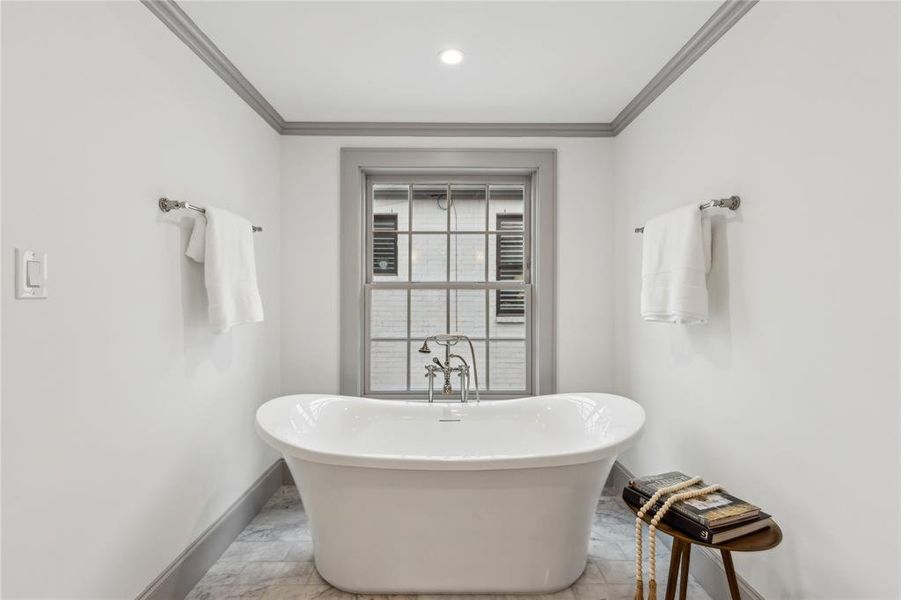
[495,214,524,317]
[373,214,398,275]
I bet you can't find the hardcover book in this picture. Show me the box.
[629,472,760,528]
[622,485,773,544]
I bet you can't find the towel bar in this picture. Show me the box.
[158,198,262,232]
[634,196,740,234]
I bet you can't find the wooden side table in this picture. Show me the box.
[626,502,782,600]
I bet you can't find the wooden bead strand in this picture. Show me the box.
[646,484,722,600]
[632,477,702,600]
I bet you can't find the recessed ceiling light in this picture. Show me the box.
[439,49,464,66]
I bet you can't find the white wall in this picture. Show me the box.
[1,2,5,593]
[1,3,281,598]
[280,137,614,397]
[612,2,899,598]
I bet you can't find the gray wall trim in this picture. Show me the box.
[610,462,764,600]
[610,0,758,135]
[339,148,556,398]
[141,0,285,133]
[136,460,285,600]
[282,122,613,138]
[145,1,754,138]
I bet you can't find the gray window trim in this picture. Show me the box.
[340,148,556,399]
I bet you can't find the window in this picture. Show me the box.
[339,148,556,399]
[365,178,531,397]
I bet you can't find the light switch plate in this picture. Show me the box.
[16,248,47,299]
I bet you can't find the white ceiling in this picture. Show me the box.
[182,1,720,123]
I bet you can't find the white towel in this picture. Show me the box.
[640,204,711,324]
[186,207,264,334]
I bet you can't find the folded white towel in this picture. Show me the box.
[640,204,711,324]
[186,207,264,334]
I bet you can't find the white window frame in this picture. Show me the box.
[340,148,556,399]
[364,175,532,398]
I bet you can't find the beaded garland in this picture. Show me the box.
[633,477,722,600]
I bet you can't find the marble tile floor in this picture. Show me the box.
[187,486,712,600]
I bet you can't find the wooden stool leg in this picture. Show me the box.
[664,540,684,600]
[678,544,691,600]
[721,550,742,600]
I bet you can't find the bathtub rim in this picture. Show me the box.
[256,392,644,472]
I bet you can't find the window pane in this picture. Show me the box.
[410,340,433,391]
[370,341,407,391]
[411,234,447,281]
[489,289,526,338]
[370,289,407,338]
[412,185,447,231]
[489,185,525,231]
[410,289,446,339]
[463,340,487,398]
[450,185,486,231]
[488,340,527,391]
[449,289,486,338]
[374,233,408,282]
[373,185,409,231]
[449,234,486,282]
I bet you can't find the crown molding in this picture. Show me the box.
[144,0,756,138]
[611,0,758,135]
[141,0,285,133]
[281,121,614,137]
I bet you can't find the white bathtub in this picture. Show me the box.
[255,393,644,594]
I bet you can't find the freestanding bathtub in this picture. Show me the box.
[255,393,644,594]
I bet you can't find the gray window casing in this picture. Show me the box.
[340,148,556,399]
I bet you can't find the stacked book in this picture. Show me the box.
[622,472,773,544]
